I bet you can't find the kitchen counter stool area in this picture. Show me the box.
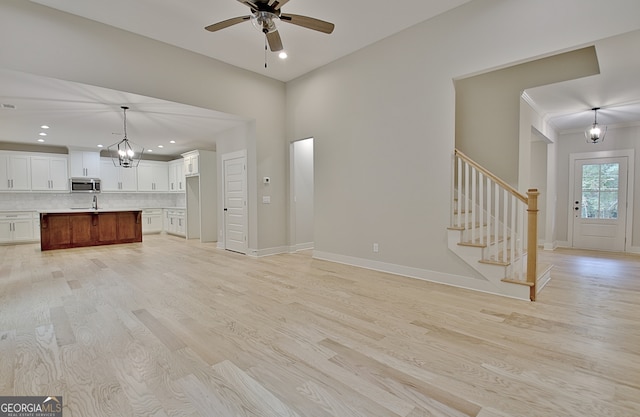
[39,209,142,251]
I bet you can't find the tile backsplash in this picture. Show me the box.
[0,192,186,211]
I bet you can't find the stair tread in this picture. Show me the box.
[501,263,553,286]
[459,234,509,248]
[458,241,487,248]
[501,278,534,287]
[448,223,488,230]
[479,259,510,266]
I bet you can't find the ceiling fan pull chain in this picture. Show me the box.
[264,36,268,68]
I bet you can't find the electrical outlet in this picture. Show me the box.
[373,243,379,253]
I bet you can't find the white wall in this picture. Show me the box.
[0,0,286,253]
[519,97,559,249]
[555,125,640,251]
[286,0,640,279]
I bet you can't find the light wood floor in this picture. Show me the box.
[1,236,639,417]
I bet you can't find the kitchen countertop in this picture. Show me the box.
[39,208,144,214]
[1,207,185,214]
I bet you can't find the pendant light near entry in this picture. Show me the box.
[108,106,144,168]
[585,107,607,144]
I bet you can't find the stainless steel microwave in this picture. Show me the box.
[70,178,101,193]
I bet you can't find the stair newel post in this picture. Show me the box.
[526,189,540,300]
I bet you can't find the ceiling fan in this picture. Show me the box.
[205,0,335,52]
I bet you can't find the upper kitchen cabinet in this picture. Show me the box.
[182,151,199,176]
[168,159,185,192]
[0,152,31,191]
[137,161,169,192]
[31,155,69,191]
[100,158,138,192]
[69,150,100,178]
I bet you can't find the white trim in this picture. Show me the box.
[629,246,640,255]
[248,245,289,258]
[313,251,531,301]
[568,149,635,253]
[289,242,314,253]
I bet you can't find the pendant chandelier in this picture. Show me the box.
[108,106,144,168]
[585,107,607,144]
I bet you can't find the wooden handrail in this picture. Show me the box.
[454,149,528,204]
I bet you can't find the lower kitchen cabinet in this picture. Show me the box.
[0,211,35,243]
[142,209,163,234]
[165,209,186,237]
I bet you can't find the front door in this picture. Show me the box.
[572,156,628,251]
[223,153,247,254]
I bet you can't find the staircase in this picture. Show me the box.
[448,149,552,301]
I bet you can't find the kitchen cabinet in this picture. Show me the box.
[165,209,185,237]
[182,151,199,176]
[69,150,100,178]
[142,209,163,234]
[168,159,185,192]
[100,159,138,191]
[137,161,169,192]
[0,212,34,243]
[40,210,142,251]
[185,150,217,243]
[0,152,31,191]
[30,156,69,191]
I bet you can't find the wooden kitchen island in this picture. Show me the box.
[40,209,142,251]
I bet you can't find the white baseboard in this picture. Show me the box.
[628,246,640,254]
[312,250,530,301]
[553,241,640,254]
[248,246,289,258]
[289,242,314,253]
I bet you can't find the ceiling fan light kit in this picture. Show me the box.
[205,0,334,54]
[585,107,607,144]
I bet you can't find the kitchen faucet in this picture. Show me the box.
[92,195,98,210]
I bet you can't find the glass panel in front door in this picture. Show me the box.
[581,162,619,219]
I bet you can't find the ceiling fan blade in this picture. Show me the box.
[280,14,334,34]
[266,30,284,52]
[272,0,291,10]
[205,16,251,32]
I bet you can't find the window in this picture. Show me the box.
[581,163,619,219]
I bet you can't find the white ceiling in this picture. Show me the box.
[29,0,474,83]
[0,68,246,157]
[1,0,640,157]
[525,29,640,135]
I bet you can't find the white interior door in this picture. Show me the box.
[223,154,247,254]
[572,156,628,251]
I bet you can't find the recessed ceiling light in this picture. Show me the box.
[279,51,288,59]
[97,144,104,148]
[37,139,45,143]
[170,140,176,144]
[40,125,50,129]
[39,132,47,136]
[158,145,164,148]
[147,149,153,152]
